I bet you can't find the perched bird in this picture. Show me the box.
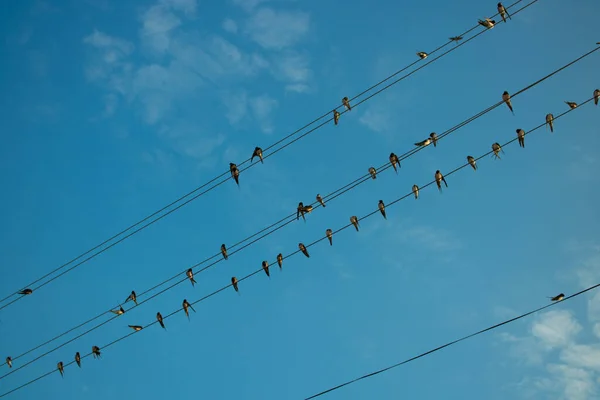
[467,156,477,171]
[157,312,166,330]
[221,244,228,260]
[125,291,137,306]
[6,356,12,368]
[594,89,600,106]
[492,142,504,159]
[389,153,400,173]
[110,306,125,315]
[326,229,333,246]
[497,2,511,22]
[186,268,197,287]
[262,261,270,278]
[342,96,352,111]
[565,101,577,109]
[414,138,431,147]
[350,216,360,231]
[182,299,195,320]
[430,132,438,147]
[229,163,240,186]
[516,128,525,148]
[57,361,64,377]
[231,277,239,292]
[545,113,554,133]
[251,147,263,164]
[368,167,377,179]
[316,194,326,208]
[502,91,514,114]
[378,200,386,219]
[18,288,33,295]
[297,202,313,221]
[417,51,428,59]
[277,253,283,270]
[75,352,81,368]
[435,170,448,192]
[129,325,143,332]
[333,110,340,125]
[478,18,495,29]
[549,293,565,301]
[449,35,463,44]
[412,184,419,200]
[299,243,310,258]
[92,346,101,359]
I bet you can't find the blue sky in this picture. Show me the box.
[0,0,599,399]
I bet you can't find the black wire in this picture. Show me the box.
[0,0,531,310]
[1,92,591,398]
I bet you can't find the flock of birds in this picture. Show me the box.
[3,1,600,391]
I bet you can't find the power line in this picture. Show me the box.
[303,283,600,399]
[1,92,593,398]
[0,0,534,311]
[2,38,593,376]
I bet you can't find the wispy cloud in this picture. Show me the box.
[243,8,310,50]
[222,18,238,33]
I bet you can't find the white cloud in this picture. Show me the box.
[249,94,278,134]
[359,108,391,133]
[220,91,278,133]
[139,3,182,54]
[271,51,312,93]
[232,0,271,12]
[244,8,310,50]
[159,0,197,14]
[530,310,582,349]
[222,18,238,33]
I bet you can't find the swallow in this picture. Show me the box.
[262,261,270,278]
[251,147,264,164]
[449,36,463,44]
[110,306,125,315]
[516,128,525,148]
[229,163,240,186]
[182,299,195,320]
[594,89,600,106]
[389,153,400,173]
[497,3,511,22]
[492,142,504,159]
[277,253,283,270]
[186,268,197,287]
[467,156,477,171]
[378,200,386,219]
[157,312,166,330]
[502,91,514,114]
[129,325,143,332]
[316,194,326,208]
[430,132,438,147]
[333,109,340,125]
[18,288,33,295]
[417,52,428,59]
[350,216,359,231]
[565,101,577,109]
[299,243,310,258]
[231,277,239,292]
[125,291,137,306]
[326,229,333,246]
[369,167,377,179]
[478,18,495,29]
[412,184,419,199]
[549,293,565,301]
[545,113,554,133]
[57,361,64,377]
[221,244,228,260]
[342,96,352,111]
[435,170,448,192]
[414,138,431,147]
[297,202,307,221]
[6,357,12,368]
[92,346,101,359]
[75,352,81,368]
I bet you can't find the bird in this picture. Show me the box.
[368,167,377,179]
[229,163,240,186]
[75,352,81,368]
[251,147,263,163]
[342,96,352,111]
[57,361,64,377]
[6,356,12,368]
[412,184,419,199]
[502,91,514,114]
[129,325,143,332]
[565,101,577,109]
[326,229,333,246]
[262,261,270,278]
[545,113,554,133]
[231,277,239,292]
[417,52,428,59]
[549,293,565,301]
[516,128,525,148]
[478,18,495,29]
[389,153,400,173]
[594,89,600,106]
[467,156,477,171]
[378,200,386,219]
[157,312,166,330]
[333,110,340,125]
[110,306,125,315]
[316,194,326,208]
[497,2,511,22]
[18,288,33,295]
[182,299,195,320]
[299,243,310,258]
[414,138,431,147]
[350,216,360,231]
[277,253,283,270]
[186,268,197,287]
[430,132,438,147]
[492,142,504,159]
[435,170,448,192]
[125,291,137,306]
[449,35,463,44]
[92,346,101,359]
[297,202,313,221]
[221,244,228,260]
